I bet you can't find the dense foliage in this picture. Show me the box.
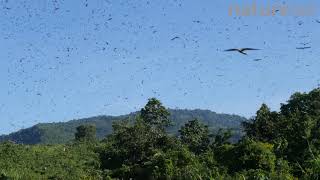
[0,142,101,179]
[1,88,320,179]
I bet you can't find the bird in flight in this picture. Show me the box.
[296,47,311,50]
[300,42,310,46]
[171,36,180,41]
[224,48,260,55]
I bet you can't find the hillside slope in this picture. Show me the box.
[0,109,247,144]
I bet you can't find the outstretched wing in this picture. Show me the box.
[241,48,260,51]
[224,49,239,52]
[296,47,311,50]
[171,36,180,41]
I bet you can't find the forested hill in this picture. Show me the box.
[0,109,247,144]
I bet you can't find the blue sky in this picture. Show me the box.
[0,0,320,134]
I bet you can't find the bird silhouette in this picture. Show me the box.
[171,36,180,41]
[296,47,311,50]
[300,42,310,46]
[224,48,260,55]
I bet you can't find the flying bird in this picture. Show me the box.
[171,36,180,41]
[300,42,310,46]
[296,47,311,50]
[224,48,260,55]
[253,59,262,61]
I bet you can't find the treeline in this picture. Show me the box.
[1,88,320,179]
[0,109,246,145]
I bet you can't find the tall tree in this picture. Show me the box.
[99,98,176,178]
[242,89,320,177]
[179,119,210,154]
[212,128,233,148]
[228,138,276,174]
[140,98,171,130]
[75,124,96,142]
[242,104,279,142]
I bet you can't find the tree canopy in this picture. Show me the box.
[1,89,320,179]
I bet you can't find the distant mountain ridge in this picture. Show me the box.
[0,109,247,144]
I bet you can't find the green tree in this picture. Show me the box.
[242,104,279,142]
[240,88,320,177]
[140,98,171,130]
[75,124,96,142]
[0,141,102,179]
[99,98,175,179]
[179,119,210,154]
[224,138,276,174]
[212,128,233,148]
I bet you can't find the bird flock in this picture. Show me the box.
[0,0,320,134]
